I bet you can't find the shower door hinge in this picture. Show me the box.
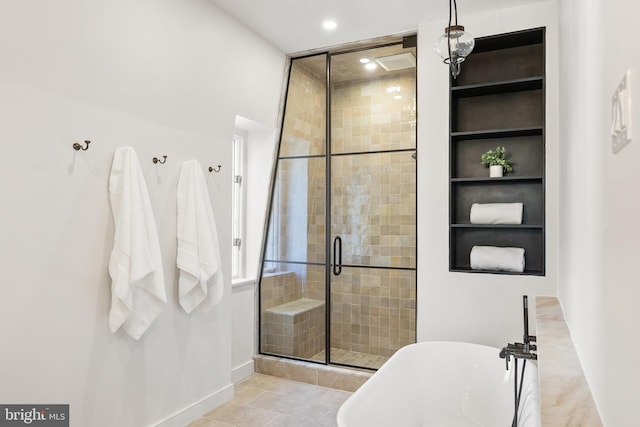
[234,175,243,184]
[233,238,242,248]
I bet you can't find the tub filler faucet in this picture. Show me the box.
[499,341,537,370]
[500,295,538,427]
[499,295,537,370]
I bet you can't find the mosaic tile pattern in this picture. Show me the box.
[263,299,325,358]
[331,151,416,268]
[267,158,326,264]
[312,348,389,370]
[279,60,326,158]
[330,267,416,358]
[260,47,417,368]
[261,269,326,358]
[331,73,416,154]
[260,272,301,312]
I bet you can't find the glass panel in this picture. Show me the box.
[260,38,417,371]
[259,54,328,363]
[279,55,327,157]
[330,44,416,154]
[330,267,416,369]
[331,151,416,268]
[260,263,326,361]
[328,42,417,371]
[264,158,326,265]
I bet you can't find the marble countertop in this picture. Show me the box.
[535,296,603,426]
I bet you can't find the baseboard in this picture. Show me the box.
[232,359,254,383]
[152,382,234,427]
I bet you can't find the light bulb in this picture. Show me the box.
[434,25,475,65]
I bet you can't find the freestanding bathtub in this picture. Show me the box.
[337,341,540,427]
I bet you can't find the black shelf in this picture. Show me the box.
[452,76,543,97]
[451,176,543,183]
[451,127,543,140]
[449,27,546,276]
[471,27,545,54]
[451,224,543,229]
[451,267,545,276]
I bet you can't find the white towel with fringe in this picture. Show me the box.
[176,160,224,313]
[470,203,523,225]
[108,147,166,339]
[470,246,525,273]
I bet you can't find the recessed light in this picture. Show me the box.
[365,63,377,70]
[360,58,370,64]
[322,20,337,30]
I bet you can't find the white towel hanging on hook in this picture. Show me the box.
[176,160,224,313]
[108,147,167,339]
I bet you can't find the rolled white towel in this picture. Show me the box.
[470,203,523,225]
[470,246,525,273]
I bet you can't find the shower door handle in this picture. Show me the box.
[333,236,342,276]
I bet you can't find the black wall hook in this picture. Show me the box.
[209,165,222,173]
[72,140,91,151]
[153,155,167,164]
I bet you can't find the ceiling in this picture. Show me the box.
[209,0,548,54]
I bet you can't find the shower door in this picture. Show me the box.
[328,44,417,369]
[260,39,417,370]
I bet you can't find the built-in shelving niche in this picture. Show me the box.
[449,27,545,276]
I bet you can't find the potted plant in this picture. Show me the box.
[481,146,513,177]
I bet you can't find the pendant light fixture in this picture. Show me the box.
[434,0,475,78]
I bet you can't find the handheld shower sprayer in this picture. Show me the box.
[501,295,538,427]
[522,295,536,351]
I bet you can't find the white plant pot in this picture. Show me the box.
[490,165,503,178]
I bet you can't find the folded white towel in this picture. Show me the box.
[470,246,525,272]
[108,147,166,339]
[470,203,523,225]
[176,160,224,313]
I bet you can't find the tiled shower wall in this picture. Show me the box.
[331,73,417,154]
[263,60,416,361]
[271,61,326,301]
[331,267,416,357]
[329,73,416,356]
[279,62,326,157]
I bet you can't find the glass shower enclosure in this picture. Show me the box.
[259,36,417,370]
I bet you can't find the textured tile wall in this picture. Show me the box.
[330,267,416,357]
[331,73,416,154]
[261,60,417,363]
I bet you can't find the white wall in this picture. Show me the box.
[231,280,257,382]
[559,0,640,425]
[230,116,278,384]
[0,1,284,426]
[416,1,559,347]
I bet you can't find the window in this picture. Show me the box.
[263,177,280,273]
[232,133,246,279]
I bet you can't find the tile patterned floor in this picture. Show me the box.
[311,348,389,370]
[186,373,352,427]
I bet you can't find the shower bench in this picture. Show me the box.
[263,298,325,358]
